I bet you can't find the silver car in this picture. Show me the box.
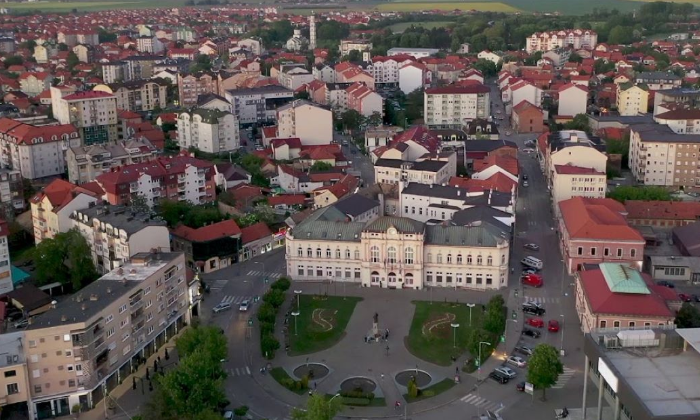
[212,302,232,313]
[495,366,517,379]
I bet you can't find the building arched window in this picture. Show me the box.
[326,248,331,258]
[437,254,443,263]
[345,249,351,259]
[427,253,432,263]
[404,247,414,264]
[447,254,452,264]
[501,254,506,265]
[387,247,397,264]
[371,271,380,284]
[370,246,380,263]
[354,249,360,260]
[335,248,341,259]
[487,256,493,266]
[477,255,483,265]
[316,248,322,258]
[307,248,312,257]
[297,247,303,257]
[467,254,473,264]
[457,254,463,264]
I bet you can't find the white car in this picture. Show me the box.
[239,300,249,312]
[507,356,527,368]
[223,411,234,420]
[495,366,517,378]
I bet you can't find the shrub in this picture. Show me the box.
[271,277,291,292]
[260,321,274,335]
[407,378,418,398]
[423,390,435,397]
[263,289,285,309]
[342,397,370,406]
[300,374,309,389]
[234,406,249,416]
[280,378,294,388]
[257,303,276,324]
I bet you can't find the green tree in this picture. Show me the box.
[483,294,506,335]
[33,229,98,290]
[562,114,591,133]
[175,325,228,364]
[527,344,563,401]
[262,289,285,309]
[257,303,277,324]
[98,28,117,43]
[472,59,499,77]
[608,26,634,45]
[130,193,150,214]
[407,376,418,398]
[190,54,212,73]
[676,303,700,328]
[607,186,673,203]
[291,393,343,420]
[3,56,23,68]
[66,51,80,72]
[339,109,363,133]
[467,329,494,365]
[310,161,333,172]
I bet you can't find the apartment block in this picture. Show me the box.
[66,138,158,185]
[424,84,490,129]
[30,179,101,244]
[94,80,168,112]
[0,169,25,214]
[101,62,128,84]
[616,83,649,116]
[177,72,218,108]
[177,108,239,154]
[0,219,12,295]
[0,118,82,180]
[276,100,333,145]
[24,252,194,417]
[0,332,32,418]
[525,29,598,53]
[95,152,216,208]
[51,88,118,145]
[71,204,170,274]
[339,39,372,57]
[224,85,293,125]
[629,123,700,189]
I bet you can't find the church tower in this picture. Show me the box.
[309,13,317,50]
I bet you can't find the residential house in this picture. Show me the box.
[616,83,649,116]
[66,139,158,184]
[558,84,588,117]
[171,219,241,272]
[277,100,333,145]
[625,201,700,227]
[511,101,544,134]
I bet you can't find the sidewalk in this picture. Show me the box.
[80,335,184,420]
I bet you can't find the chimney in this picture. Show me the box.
[61,315,67,322]
[81,303,87,311]
[106,287,112,294]
[90,294,98,301]
[570,133,578,143]
[457,190,461,196]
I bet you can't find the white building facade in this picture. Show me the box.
[177,109,240,153]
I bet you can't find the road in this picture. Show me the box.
[334,131,375,185]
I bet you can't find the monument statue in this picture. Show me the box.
[372,312,379,337]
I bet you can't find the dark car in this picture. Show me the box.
[522,328,541,338]
[522,174,529,181]
[523,306,546,316]
[489,371,509,384]
[657,280,675,288]
[516,381,526,392]
[514,345,534,356]
[693,294,700,303]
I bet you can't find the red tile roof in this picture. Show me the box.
[267,194,306,206]
[559,197,643,241]
[625,200,700,221]
[171,219,242,242]
[425,84,489,94]
[554,164,605,175]
[473,154,520,176]
[241,222,272,244]
[579,267,673,317]
[448,173,516,193]
[62,91,114,100]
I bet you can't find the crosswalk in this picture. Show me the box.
[522,296,559,304]
[459,393,505,413]
[552,367,575,389]
[247,270,283,279]
[220,295,254,305]
[228,366,252,377]
[210,279,228,291]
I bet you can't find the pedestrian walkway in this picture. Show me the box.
[523,296,560,304]
[210,279,228,291]
[552,367,576,389]
[228,366,252,377]
[219,295,254,305]
[247,270,283,279]
[459,393,505,413]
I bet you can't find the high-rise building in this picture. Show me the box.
[309,14,316,50]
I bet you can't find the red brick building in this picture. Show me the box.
[511,100,544,133]
[625,200,700,227]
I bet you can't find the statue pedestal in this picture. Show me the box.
[372,322,379,337]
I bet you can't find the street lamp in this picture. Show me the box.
[560,314,565,354]
[294,290,302,311]
[477,341,491,381]
[466,303,476,326]
[328,393,341,411]
[291,311,300,336]
[450,323,460,348]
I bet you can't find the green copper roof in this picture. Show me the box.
[599,263,650,294]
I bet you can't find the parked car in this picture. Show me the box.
[523,306,545,316]
[526,318,544,328]
[223,411,234,420]
[522,174,528,181]
[516,381,526,392]
[239,300,250,312]
[213,302,232,313]
[13,319,28,329]
[521,274,543,288]
[507,356,527,368]
[489,370,509,384]
[522,328,541,338]
[522,268,538,275]
[522,180,529,187]
[657,280,675,288]
[514,345,534,356]
[678,293,693,302]
[494,366,517,379]
[548,319,560,332]
[523,243,539,251]
[693,294,700,302]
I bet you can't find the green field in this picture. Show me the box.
[406,301,484,366]
[388,21,455,33]
[377,2,520,12]
[1,0,186,12]
[288,295,362,356]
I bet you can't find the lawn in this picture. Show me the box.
[388,21,455,33]
[288,295,362,356]
[376,2,520,12]
[1,0,186,12]
[406,301,483,366]
[404,378,456,403]
[269,367,307,395]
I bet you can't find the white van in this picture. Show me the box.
[521,256,543,269]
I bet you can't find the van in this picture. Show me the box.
[521,256,543,269]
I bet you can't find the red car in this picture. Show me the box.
[521,274,543,288]
[678,293,693,302]
[548,320,560,332]
[526,317,544,328]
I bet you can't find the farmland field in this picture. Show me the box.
[388,21,455,33]
[1,0,186,12]
[376,2,520,12]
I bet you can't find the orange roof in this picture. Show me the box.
[554,164,604,175]
[473,154,519,177]
[241,222,272,244]
[448,173,516,194]
[559,197,643,241]
[171,219,242,242]
[625,201,700,221]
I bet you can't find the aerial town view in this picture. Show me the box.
[0,0,699,419]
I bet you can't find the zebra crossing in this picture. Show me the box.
[210,279,228,291]
[220,295,254,305]
[459,393,505,413]
[522,296,559,304]
[247,270,283,279]
[552,367,576,389]
[228,366,252,377]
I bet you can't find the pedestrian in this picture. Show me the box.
[157,356,161,364]
[395,400,401,410]
[314,382,317,390]
[456,366,459,375]
[381,373,384,380]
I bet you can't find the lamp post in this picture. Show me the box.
[450,323,460,348]
[477,341,491,381]
[328,393,341,415]
[294,290,302,311]
[560,314,565,354]
[466,303,476,326]
[291,311,300,336]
